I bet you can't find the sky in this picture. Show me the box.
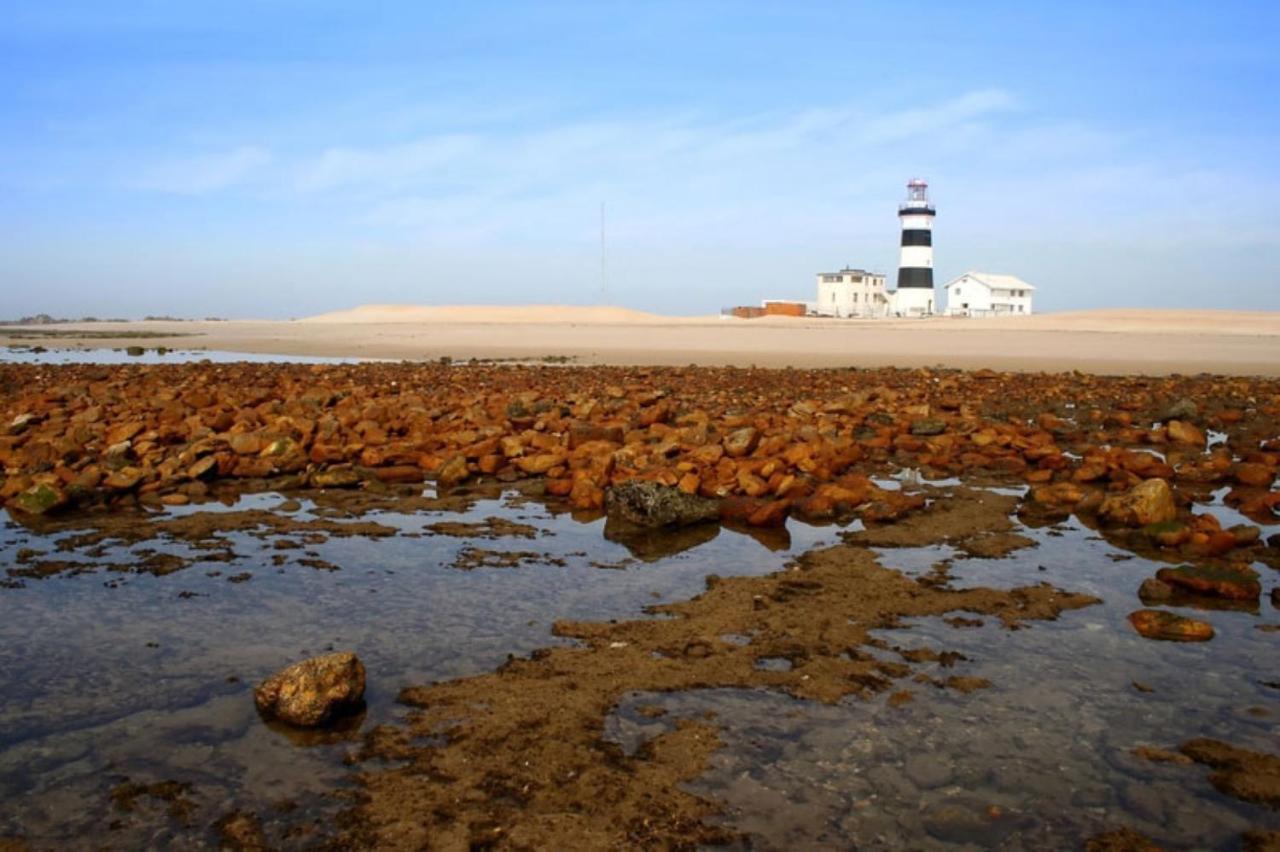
[1,1,1278,318]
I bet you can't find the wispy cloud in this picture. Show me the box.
[133,145,271,195]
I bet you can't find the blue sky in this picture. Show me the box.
[2,1,1277,318]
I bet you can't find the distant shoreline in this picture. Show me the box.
[3,305,1279,377]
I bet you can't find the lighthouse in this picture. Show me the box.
[893,178,936,316]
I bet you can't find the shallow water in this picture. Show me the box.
[0,484,1277,849]
[0,346,374,366]
[610,518,1280,849]
[0,486,841,847]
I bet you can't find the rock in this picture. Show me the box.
[103,467,144,491]
[103,440,134,470]
[1143,520,1190,548]
[1234,462,1276,488]
[1242,830,1280,852]
[1161,397,1198,422]
[1155,565,1260,601]
[1138,577,1174,603]
[718,495,789,527]
[1085,826,1163,851]
[1128,609,1214,642]
[5,412,35,435]
[1132,745,1193,765]
[903,753,953,788]
[1166,420,1206,447]
[310,468,362,489]
[259,437,298,458]
[187,456,218,481]
[436,455,470,488]
[1180,737,1280,810]
[229,433,264,455]
[910,418,947,436]
[125,345,145,356]
[254,651,366,727]
[568,422,624,449]
[922,796,1022,846]
[215,810,268,851]
[9,482,67,516]
[1229,524,1261,546]
[721,427,760,459]
[1099,478,1178,527]
[605,480,719,528]
[514,453,565,475]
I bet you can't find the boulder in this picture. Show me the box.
[1155,565,1260,601]
[722,427,760,458]
[254,652,366,727]
[9,482,67,516]
[310,467,362,489]
[1166,420,1206,448]
[1160,397,1198,422]
[1128,609,1214,642]
[1099,478,1178,527]
[1234,463,1275,488]
[1137,577,1174,603]
[605,480,719,528]
[436,455,470,488]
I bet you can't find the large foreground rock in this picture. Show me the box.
[1099,478,1178,527]
[254,652,366,727]
[605,481,720,528]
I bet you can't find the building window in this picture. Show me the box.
[852,293,858,302]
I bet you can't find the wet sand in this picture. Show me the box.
[3,306,1280,375]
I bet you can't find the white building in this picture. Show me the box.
[814,268,890,317]
[943,271,1035,316]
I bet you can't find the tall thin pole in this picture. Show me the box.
[600,202,607,305]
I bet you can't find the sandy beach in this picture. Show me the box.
[3,306,1279,376]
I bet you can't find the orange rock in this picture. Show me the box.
[515,453,566,475]
[370,465,422,483]
[1166,420,1206,448]
[437,455,470,488]
[569,478,603,510]
[1128,609,1214,642]
[1099,478,1178,527]
[722,427,760,458]
[545,478,574,497]
[1234,462,1275,488]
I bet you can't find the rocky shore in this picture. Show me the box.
[2,359,1278,848]
[2,361,1276,533]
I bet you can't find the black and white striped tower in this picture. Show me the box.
[894,178,936,316]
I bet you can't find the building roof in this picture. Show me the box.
[943,271,1036,291]
[817,268,885,276]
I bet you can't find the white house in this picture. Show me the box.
[943,271,1035,317]
[814,268,890,318]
